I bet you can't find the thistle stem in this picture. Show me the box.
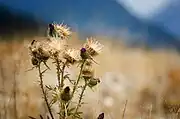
[60,63,66,89]
[74,80,88,116]
[71,60,86,98]
[38,63,54,119]
[55,58,61,89]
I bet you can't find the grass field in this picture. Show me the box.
[0,33,180,119]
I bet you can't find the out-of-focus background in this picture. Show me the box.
[1,0,180,119]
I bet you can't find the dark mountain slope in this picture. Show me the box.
[0,4,46,38]
[152,1,180,37]
[1,0,180,50]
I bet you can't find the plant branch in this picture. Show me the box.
[55,58,61,89]
[38,62,54,119]
[71,60,86,98]
[122,100,128,119]
[74,79,88,116]
[60,62,66,90]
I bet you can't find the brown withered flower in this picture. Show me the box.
[29,40,50,61]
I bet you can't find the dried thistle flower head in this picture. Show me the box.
[48,37,68,55]
[53,23,72,39]
[37,47,50,61]
[80,48,99,64]
[28,40,50,62]
[63,48,81,64]
[83,37,104,57]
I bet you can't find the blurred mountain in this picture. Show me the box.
[1,0,180,50]
[152,1,180,37]
[0,4,46,38]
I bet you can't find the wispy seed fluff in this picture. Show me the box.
[83,37,104,57]
[48,37,68,55]
[53,23,72,39]
[63,48,81,65]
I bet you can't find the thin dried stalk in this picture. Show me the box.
[12,59,21,119]
[37,62,54,119]
[122,100,128,119]
[60,63,66,90]
[148,104,153,119]
[0,60,7,119]
[71,60,86,98]
[55,57,61,89]
[74,79,88,116]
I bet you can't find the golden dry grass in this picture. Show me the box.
[0,33,180,119]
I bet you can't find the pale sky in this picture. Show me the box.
[116,0,172,18]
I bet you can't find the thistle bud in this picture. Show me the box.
[88,78,100,88]
[60,86,71,102]
[31,57,39,66]
[80,48,89,60]
[48,23,56,37]
[80,48,99,64]
[38,47,50,61]
[31,49,38,57]
[82,65,94,80]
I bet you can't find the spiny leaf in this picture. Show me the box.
[76,111,83,115]
[41,68,48,74]
[45,85,56,91]
[45,85,53,90]
[68,107,76,113]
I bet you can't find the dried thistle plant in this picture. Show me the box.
[28,22,104,119]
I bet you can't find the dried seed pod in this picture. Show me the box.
[85,59,93,66]
[88,78,100,88]
[82,65,94,80]
[61,86,71,102]
[31,49,38,57]
[38,47,50,61]
[31,57,39,66]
